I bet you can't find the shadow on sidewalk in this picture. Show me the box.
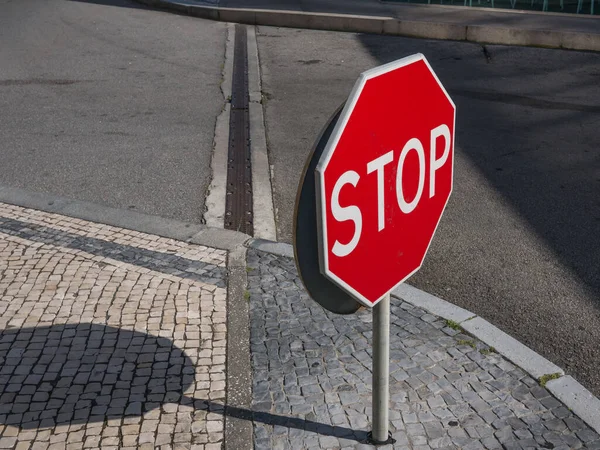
[356,33,600,304]
[0,216,226,288]
[0,324,367,442]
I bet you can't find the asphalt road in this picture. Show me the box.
[257,27,600,395]
[0,0,226,222]
[3,0,600,398]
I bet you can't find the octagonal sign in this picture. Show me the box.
[316,53,456,308]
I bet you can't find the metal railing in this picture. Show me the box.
[392,0,597,14]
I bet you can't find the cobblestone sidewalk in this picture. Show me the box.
[247,250,600,450]
[0,203,228,450]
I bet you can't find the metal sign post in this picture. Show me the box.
[371,293,391,444]
[294,54,455,447]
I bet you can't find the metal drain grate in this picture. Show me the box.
[225,24,253,235]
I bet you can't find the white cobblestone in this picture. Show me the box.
[0,203,227,449]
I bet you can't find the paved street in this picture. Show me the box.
[257,26,600,395]
[2,0,600,446]
[0,0,226,223]
[0,203,228,449]
[247,249,600,449]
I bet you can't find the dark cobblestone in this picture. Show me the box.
[248,249,598,448]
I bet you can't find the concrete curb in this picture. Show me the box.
[247,26,278,241]
[391,287,600,434]
[393,283,475,323]
[0,185,250,252]
[460,317,564,380]
[134,0,600,52]
[247,238,294,258]
[546,376,600,433]
[391,285,565,380]
[246,239,600,434]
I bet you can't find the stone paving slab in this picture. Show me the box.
[0,203,228,450]
[247,249,600,449]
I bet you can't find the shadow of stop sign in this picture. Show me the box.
[316,54,456,307]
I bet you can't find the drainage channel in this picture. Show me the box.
[225,24,253,235]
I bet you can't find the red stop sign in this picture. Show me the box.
[316,54,455,307]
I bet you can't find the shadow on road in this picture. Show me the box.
[68,0,147,8]
[0,323,367,442]
[357,33,600,302]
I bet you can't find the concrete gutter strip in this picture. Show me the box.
[224,244,253,450]
[135,0,600,52]
[247,26,278,242]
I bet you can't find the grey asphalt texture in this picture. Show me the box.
[256,27,600,396]
[0,0,226,223]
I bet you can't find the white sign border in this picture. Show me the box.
[315,53,456,308]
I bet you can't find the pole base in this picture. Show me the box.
[366,431,396,446]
